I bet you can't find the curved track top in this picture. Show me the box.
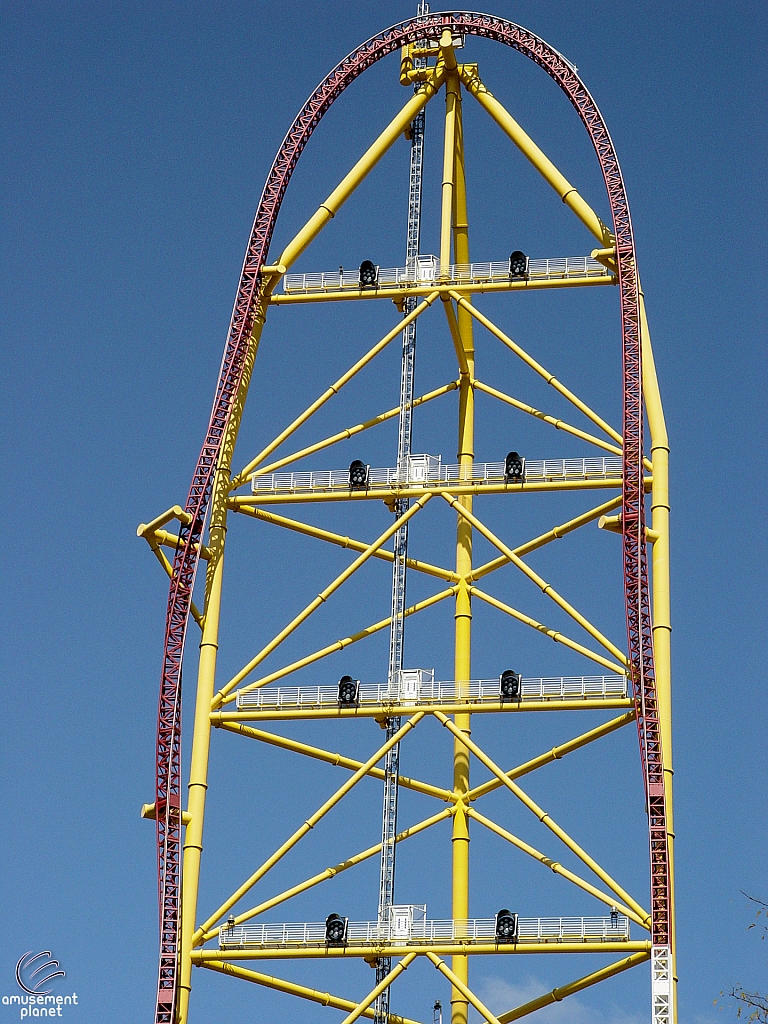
[152,12,670,1022]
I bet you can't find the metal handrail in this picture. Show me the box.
[251,456,623,492]
[282,255,612,293]
[236,675,627,710]
[219,914,630,949]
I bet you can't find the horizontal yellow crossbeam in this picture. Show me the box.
[233,477,628,507]
[269,274,614,305]
[197,961,421,1024]
[192,942,651,961]
[214,699,633,723]
[229,504,457,583]
[470,587,626,675]
[467,711,635,802]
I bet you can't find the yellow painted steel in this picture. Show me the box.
[159,41,674,1024]
[198,961,420,1024]
[497,952,650,1022]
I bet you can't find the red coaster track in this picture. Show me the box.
[152,13,669,1022]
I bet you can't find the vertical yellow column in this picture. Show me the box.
[640,288,677,1021]
[177,302,266,1024]
[445,71,475,1024]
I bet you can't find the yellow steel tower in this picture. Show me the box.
[140,14,674,1024]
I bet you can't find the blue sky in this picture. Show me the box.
[1,2,766,1023]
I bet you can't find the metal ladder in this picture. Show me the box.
[374,7,428,1021]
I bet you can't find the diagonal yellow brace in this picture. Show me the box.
[426,952,502,1024]
[433,709,649,925]
[497,952,650,1023]
[442,493,627,665]
[467,711,635,802]
[214,494,433,706]
[341,953,418,1024]
[201,808,454,942]
[212,722,454,802]
[467,807,647,928]
[232,586,457,698]
[469,586,625,675]
[458,64,613,246]
[473,380,623,456]
[197,961,421,1024]
[232,292,440,487]
[449,292,622,446]
[193,712,426,944]
[469,495,623,582]
[252,381,459,478]
[229,505,457,583]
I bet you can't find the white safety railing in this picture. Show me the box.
[251,456,623,493]
[282,255,612,294]
[219,914,629,949]
[236,675,628,711]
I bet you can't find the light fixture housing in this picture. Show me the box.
[509,250,529,279]
[325,913,348,945]
[337,675,360,706]
[348,460,370,489]
[499,670,521,701]
[495,908,519,943]
[359,260,378,287]
[504,451,524,483]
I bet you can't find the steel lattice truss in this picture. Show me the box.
[147,13,673,1024]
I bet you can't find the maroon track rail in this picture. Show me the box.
[152,13,670,1022]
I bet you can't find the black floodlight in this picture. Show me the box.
[495,909,518,943]
[610,906,619,928]
[348,460,369,489]
[338,675,360,706]
[226,915,235,931]
[325,913,348,945]
[359,260,378,287]
[504,451,524,483]
[509,250,529,279]
[499,670,521,701]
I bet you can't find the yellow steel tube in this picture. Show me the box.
[202,809,453,941]
[469,587,626,674]
[444,494,628,665]
[198,961,420,1024]
[433,710,649,924]
[458,65,612,246]
[497,952,650,1022]
[467,711,635,801]
[231,505,458,583]
[143,538,203,627]
[231,586,456,699]
[451,293,622,445]
[340,953,418,1024]
[467,808,646,928]
[177,296,267,1024]
[252,381,458,478]
[469,495,623,582]
[213,722,454,802]
[193,712,425,943]
[449,78,474,1024]
[215,494,432,704]
[441,75,459,277]
[233,292,439,486]
[193,942,652,962]
[277,74,444,274]
[443,299,470,376]
[426,953,502,1024]
[472,380,623,456]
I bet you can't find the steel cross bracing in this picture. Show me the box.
[374,13,428,1020]
[149,13,673,1024]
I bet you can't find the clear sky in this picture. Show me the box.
[1,3,766,1023]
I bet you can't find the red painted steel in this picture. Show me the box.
[152,13,670,1021]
